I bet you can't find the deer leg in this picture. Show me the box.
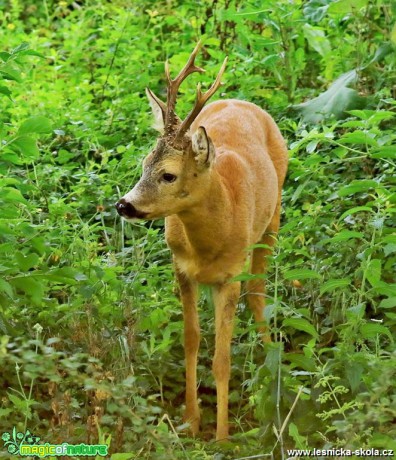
[246,201,281,342]
[212,281,240,441]
[175,266,200,434]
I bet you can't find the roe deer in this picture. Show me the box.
[115,42,288,441]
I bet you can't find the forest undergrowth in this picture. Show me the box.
[0,1,395,459]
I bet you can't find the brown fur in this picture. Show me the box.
[164,101,287,439]
[118,92,287,440]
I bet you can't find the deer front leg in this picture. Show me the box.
[175,266,200,434]
[212,281,240,441]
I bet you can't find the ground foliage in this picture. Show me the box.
[0,0,395,459]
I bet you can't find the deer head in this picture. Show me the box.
[116,42,227,221]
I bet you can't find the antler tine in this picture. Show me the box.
[177,56,228,138]
[165,41,205,128]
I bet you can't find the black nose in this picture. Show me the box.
[115,198,137,218]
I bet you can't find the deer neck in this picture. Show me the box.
[177,172,231,256]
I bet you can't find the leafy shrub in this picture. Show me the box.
[0,0,395,458]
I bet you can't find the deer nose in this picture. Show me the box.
[115,198,137,218]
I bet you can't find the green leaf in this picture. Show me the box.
[359,323,393,341]
[328,0,369,15]
[293,70,366,123]
[0,51,11,62]
[392,22,396,45]
[370,146,396,159]
[287,353,316,372]
[264,342,282,377]
[320,278,351,294]
[0,85,12,99]
[56,149,75,164]
[16,50,46,59]
[283,269,321,280]
[12,136,40,159]
[18,116,52,135]
[44,267,78,284]
[289,423,308,450]
[303,0,329,22]
[12,42,30,54]
[384,243,396,257]
[323,230,365,244]
[379,297,396,309]
[0,278,13,298]
[339,206,373,220]
[1,187,27,204]
[345,362,364,392]
[366,42,395,66]
[382,235,396,244]
[7,393,28,412]
[339,131,378,146]
[0,152,22,165]
[10,276,44,303]
[366,259,381,287]
[15,252,39,271]
[302,24,331,57]
[0,64,22,82]
[283,318,319,340]
[0,408,13,418]
[337,180,379,196]
[372,283,396,298]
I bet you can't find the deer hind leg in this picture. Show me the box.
[175,265,200,434]
[212,281,240,441]
[246,201,281,342]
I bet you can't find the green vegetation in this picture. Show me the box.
[0,0,395,458]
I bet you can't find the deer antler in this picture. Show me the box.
[163,42,228,140]
[164,41,205,133]
[177,56,228,139]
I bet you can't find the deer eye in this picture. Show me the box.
[162,173,177,183]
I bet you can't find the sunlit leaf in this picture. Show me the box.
[18,116,52,135]
[0,85,12,99]
[328,0,369,15]
[339,131,378,146]
[12,136,40,159]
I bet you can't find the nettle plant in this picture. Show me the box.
[0,45,80,333]
[0,0,395,455]
[269,109,395,447]
[239,102,395,447]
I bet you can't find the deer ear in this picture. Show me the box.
[146,87,166,133]
[192,126,215,169]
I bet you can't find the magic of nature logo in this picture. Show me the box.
[1,428,108,457]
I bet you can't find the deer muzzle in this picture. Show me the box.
[115,198,148,220]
